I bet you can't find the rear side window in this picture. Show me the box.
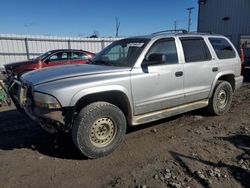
[71,52,90,59]
[180,37,211,63]
[209,38,236,59]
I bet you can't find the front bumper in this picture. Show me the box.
[10,79,72,133]
[25,105,66,133]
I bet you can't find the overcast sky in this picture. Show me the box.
[0,0,198,37]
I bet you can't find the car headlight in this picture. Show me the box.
[34,92,61,109]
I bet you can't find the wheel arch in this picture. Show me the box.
[209,72,235,98]
[71,88,133,126]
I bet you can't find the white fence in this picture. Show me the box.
[0,34,121,67]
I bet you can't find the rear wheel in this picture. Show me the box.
[72,102,126,158]
[207,81,233,115]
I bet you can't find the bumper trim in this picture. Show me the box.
[24,106,65,133]
[33,107,64,124]
[234,76,243,91]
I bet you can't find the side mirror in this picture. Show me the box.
[142,53,166,66]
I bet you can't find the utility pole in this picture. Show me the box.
[187,7,195,32]
[174,21,177,31]
[115,18,120,37]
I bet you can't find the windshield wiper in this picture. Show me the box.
[88,60,112,66]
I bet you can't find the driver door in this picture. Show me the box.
[131,38,184,115]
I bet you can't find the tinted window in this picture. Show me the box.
[146,39,178,64]
[180,37,211,62]
[71,52,89,59]
[209,38,236,59]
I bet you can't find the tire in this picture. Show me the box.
[72,102,127,158]
[207,81,233,115]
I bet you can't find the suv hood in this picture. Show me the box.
[21,64,131,85]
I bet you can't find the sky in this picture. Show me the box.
[0,0,199,37]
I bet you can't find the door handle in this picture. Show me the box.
[212,67,218,72]
[175,71,183,77]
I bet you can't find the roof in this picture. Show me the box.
[49,49,85,52]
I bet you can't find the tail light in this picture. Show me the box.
[240,47,245,64]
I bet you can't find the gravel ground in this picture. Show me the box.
[0,69,249,188]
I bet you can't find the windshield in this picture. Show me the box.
[90,38,149,67]
[33,51,53,60]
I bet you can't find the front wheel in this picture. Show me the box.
[72,102,127,158]
[207,81,233,115]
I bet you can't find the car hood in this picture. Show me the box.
[4,60,35,70]
[21,64,131,86]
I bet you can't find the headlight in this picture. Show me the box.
[34,92,61,109]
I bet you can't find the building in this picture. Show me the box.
[197,0,250,49]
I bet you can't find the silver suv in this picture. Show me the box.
[14,31,243,158]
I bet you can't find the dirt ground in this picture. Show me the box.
[0,69,250,188]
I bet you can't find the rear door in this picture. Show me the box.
[179,37,218,103]
[70,51,91,64]
[131,38,184,115]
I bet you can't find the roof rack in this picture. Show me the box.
[152,29,188,35]
[189,31,218,35]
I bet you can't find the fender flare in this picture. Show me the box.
[69,85,133,112]
[209,71,235,98]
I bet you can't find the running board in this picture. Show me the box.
[132,99,209,126]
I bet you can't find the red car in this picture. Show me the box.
[243,48,250,68]
[4,49,95,79]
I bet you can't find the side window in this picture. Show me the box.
[180,37,211,63]
[146,39,178,64]
[209,38,236,59]
[71,52,90,60]
[47,52,69,62]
